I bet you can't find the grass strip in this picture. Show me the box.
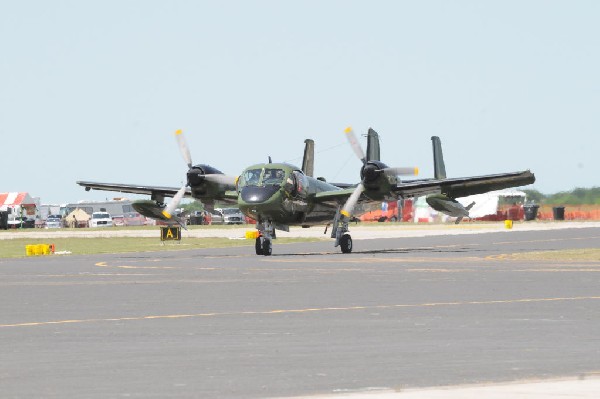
[0,237,322,258]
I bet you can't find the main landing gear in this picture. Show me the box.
[255,219,275,256]
[331,207,353,254]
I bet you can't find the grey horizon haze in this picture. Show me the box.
[1,1,598,204]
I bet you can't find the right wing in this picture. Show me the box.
[77,180,239,203]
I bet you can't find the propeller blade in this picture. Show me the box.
[203,174,237,186]
[340,183,365,219]
[162,185,187,219]
[344,127,366,164]
[175,129,193,169]
[383,167,419,177]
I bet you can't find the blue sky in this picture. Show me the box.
[1,1,598,204]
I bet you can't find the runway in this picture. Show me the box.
[0,225,599,398]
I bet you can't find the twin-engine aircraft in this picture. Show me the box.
[77,128,535,255]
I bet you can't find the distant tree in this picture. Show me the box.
[544,187,600,205]
[181,200,205,213]
[523,189,545,204]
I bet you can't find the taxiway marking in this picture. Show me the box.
[2,295,599,328]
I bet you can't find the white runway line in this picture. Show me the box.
[283,376,600,399]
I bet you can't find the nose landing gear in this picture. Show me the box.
[331,206,353,254]
[255,219,275,256]
[255,237,272,256]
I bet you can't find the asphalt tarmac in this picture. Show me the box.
[1,226,599,398]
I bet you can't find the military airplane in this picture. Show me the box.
[77,128,535,255]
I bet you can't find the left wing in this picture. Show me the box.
[312,170,535,206]
[392,170,535,199]
[315,129,536,219]
[77,181,190,200]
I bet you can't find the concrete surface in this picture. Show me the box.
[0,223,599,398]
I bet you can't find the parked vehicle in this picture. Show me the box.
[45,215,63,229]
[123,212,146,226]
[89,212,113,227]
[7,217,35,228]
[215,208,245,225]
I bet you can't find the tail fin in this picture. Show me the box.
[455,202,475,225]
[431,136,447,180]
[366,128,381,162]
[302,139,314,177]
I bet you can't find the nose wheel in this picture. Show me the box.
[255,237,272,256]
[262,238,272,256]
[255,219,274,256]
[255,237,263,255]
[340,233,352,253]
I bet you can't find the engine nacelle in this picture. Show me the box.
[187,164,225,186]
[360,160,389,188]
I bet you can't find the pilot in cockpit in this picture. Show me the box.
[264,169,285,185]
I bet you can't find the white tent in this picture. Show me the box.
[414,189,527,222]
[457,189,526,218]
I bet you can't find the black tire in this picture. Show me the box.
[262,239,272,256]
[255,237,263,255]
[340,234,352,254]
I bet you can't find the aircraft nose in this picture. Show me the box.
[240,186,279,203]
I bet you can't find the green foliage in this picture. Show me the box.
[522,189,545,204]
[524,187,600,205]
[545,187,600,205]
[180,200,205,212]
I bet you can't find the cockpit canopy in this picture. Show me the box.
[237,165,308,200]
[239,168,286,187]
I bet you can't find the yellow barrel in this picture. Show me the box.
[25,245,35,256]
[32,245,40,255]
[41,244,51,255]
[504,220,513,229]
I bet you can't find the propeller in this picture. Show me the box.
[340,183,364,219]
[162,184,187,219]
[157,129,194,222]
[163,129,238,224]
[340,126,419,219]
[175,129,193,169]
[176,129,237,186]
[203,174,237,185]
[344,127,366,164]
[383,167,420,177]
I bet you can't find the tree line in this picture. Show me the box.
[523,187,600,205]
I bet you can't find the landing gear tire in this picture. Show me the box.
[255,237,263,255]
[262,239,272,256]
[340,234,352,254]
